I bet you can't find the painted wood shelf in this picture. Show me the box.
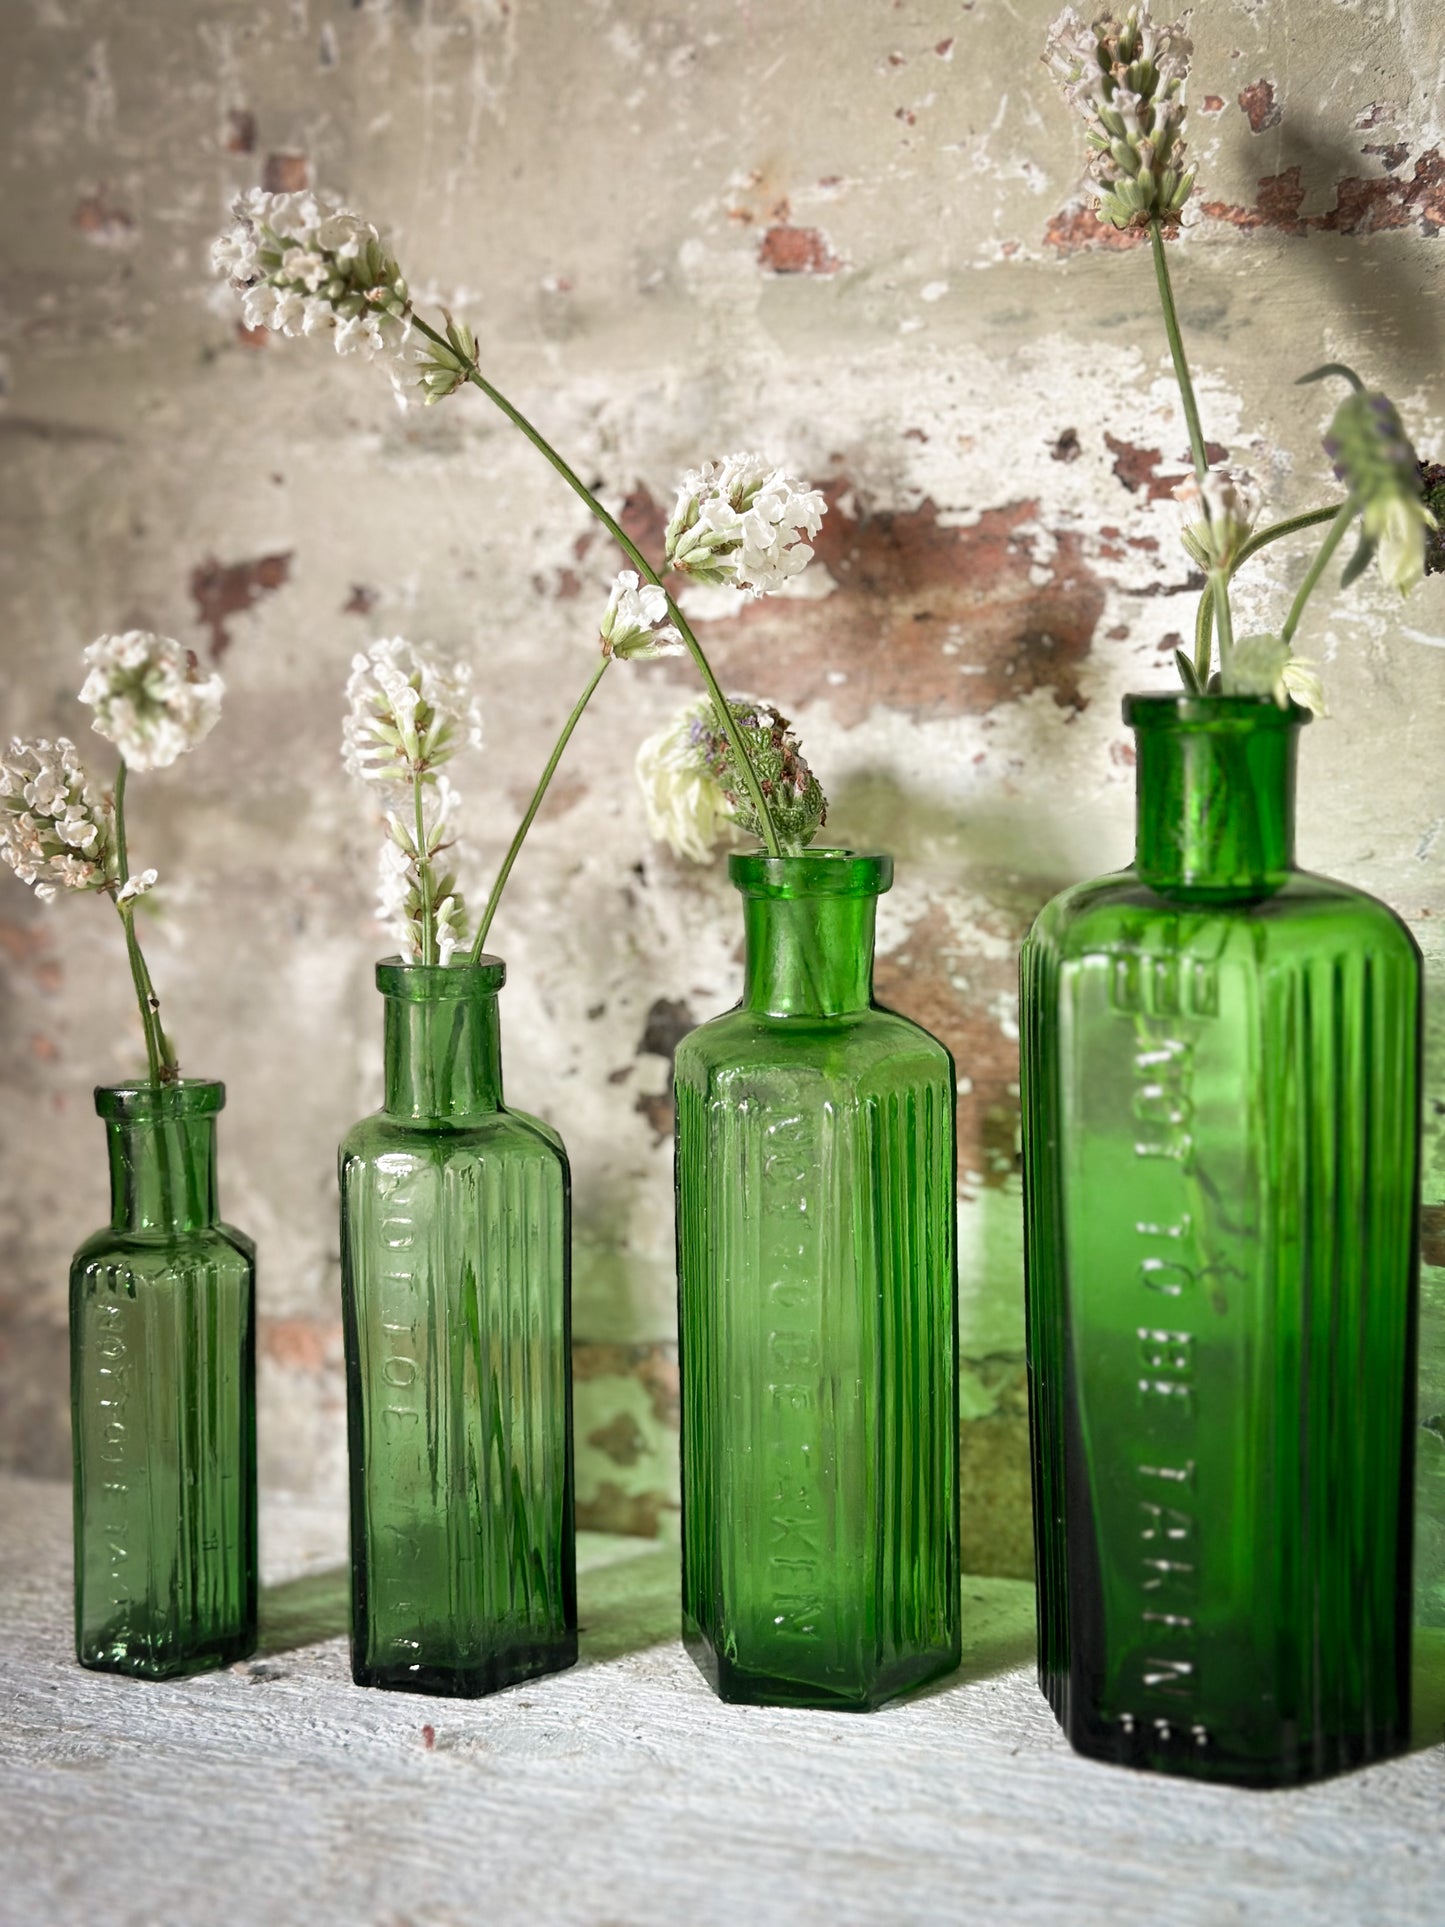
[3,1472,1444,1925]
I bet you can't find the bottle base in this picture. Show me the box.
[78,1624,257,1681]
[1044,1675,1408,1788]
[685,1627,960,1711]
[352,1632,579,1699]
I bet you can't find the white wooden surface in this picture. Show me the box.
[3,1473,1445,1927]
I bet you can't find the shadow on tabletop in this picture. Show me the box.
[257,1566,350,1656]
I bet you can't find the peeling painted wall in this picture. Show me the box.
[2,0,1444,1597]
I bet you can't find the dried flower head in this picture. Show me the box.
[1044,5,1195,229]
[407,312,477,407]
[636,694,827,859]
[211,188,411,362]
[634,700,740,863]
[1322,388,1437,596]
[600,571,684,661]
[342,638,483,784]
[0,737,115,902]
[1225,634,1326,714]
[665,455,827,596]
[1173,468,1261,573]
[79,631,224,772]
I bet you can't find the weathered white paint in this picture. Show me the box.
[4,1473,1445,1925]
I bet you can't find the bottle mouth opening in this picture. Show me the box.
[94,1079,225,1122]
[375,956,506,1001]
[1124,692,1310,733]
[729,848,894,901]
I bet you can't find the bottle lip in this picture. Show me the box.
[94,1079,225,1122]
[728,848,894,900]
[375,955,506,1001]
[1124,692,1310,732]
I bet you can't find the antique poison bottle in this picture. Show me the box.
[1020,694,1420,1785]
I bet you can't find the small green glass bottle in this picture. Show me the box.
[1021,694,1420,1785]
[674,850,960,1709]
[70,1080,257,1678]
[339,958,576,1696]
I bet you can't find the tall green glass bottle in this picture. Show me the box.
[70,1080,257,1678]
[339,957,576,1696]
[675,850,960,1709]
[1021,695,1420,1786]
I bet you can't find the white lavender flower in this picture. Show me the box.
[374,777,471,963]
[664,455,827,596]
[1224,634,1326,713]
[211,188,411,362]
[1173,468,1262,573]
[0,737,114,901]
[600,571,684,661]
[79,631,224,773]
[634,700,739,863]
[342,638,482,784]
[1044,5,1195,229]
[116,868,159,904]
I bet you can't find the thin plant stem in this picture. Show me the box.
[111,760,172,1085]
[1149,219,1209,482]
[408,313,782,858]
[1191,504,1343,683]
[471,653,611,961]
[413,768,436,966]
[1208,564,1235,680]
[1280,500,1356,648]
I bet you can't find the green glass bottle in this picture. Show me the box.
[674,850,960,1709]
[339,958,576,1696]
[70,1080,257,1678]
[1021,694,1420,1786]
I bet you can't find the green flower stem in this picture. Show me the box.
[1280,499,1356,648]
[413,768,436,966]
[1148,219,1209,484]
[470,653,611,962]
[111,759,173,1086]
[1192,504,1344,679]
[1208,564,1235,681]
[407,312,783,859]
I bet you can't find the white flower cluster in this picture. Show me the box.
[211,188,411,362]
[600,571,684,661]
[1225,635,1327,715]
[0,737,114,902]
[80,631,224,773]
[665,454,827,596]
[342,637,482,784]
[343,638,481,963]
[1044,5,1195,228]
[1173,469,1262,574]
[634,700,739,863]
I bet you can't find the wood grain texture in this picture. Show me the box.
[3,1475,1445,1924]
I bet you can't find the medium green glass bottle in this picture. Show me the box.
[675,850,960,1709]
[339,958,576,1696]
[1021,695,1420,1786]
[70,1080,257,1678]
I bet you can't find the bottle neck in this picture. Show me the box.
[742,895,878,1018]
[382,986,503,1120]
[102,1104,221,1237]
[1130,696,1301,897]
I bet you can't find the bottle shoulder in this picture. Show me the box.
[1027,865,1421,965]
[70,1220,255,1278]
[675,1000,953,1086]
[339,1104,569,1172]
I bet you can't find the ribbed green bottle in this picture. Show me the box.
[70,1080,257,1678]
[339,958,576,1696]
[675,850,960,1709]
[1021,695,1420,1785]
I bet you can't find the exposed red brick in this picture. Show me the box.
[874,904,1032,1195]
[1201,94,1225,114]
[190,550,293,657]
[30,1034,57,1061]
[1102,433,1227,502]
[261,1317,341,1374]
[343,584,376,615]
[1051,428,1081,463]
[576,1482,678,1537]
[573,1341,679,1429]
[73,191,136,247]
[235,322,269,350]
[673,490,1104,726]
[1202,146,1445,238]
[634,1089,674,1141]
[587,1412,649,1467]
[1043,204,1147,253]
[758,225,842,275]
[1238,79,1281,134]
[1364,142,1410,173]
[935,36,955,56]
[225,108,257,154]
[263,152,310,193]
